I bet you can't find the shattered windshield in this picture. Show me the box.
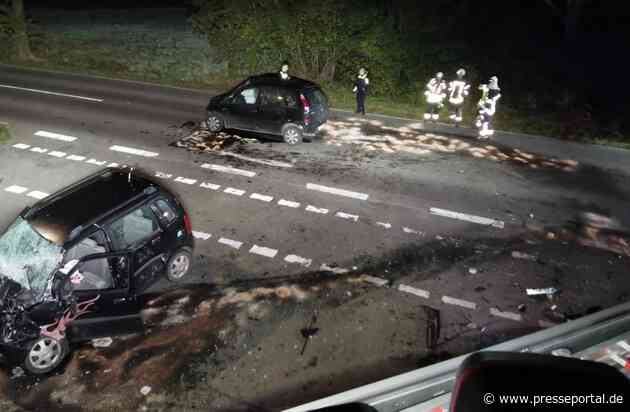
[0,217,63,295]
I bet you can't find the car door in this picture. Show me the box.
[257,85,290,135]
[61,250,143,341]
[223,86,260,130]
[105,204,166,295]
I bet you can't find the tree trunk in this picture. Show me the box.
[12,0,35,60]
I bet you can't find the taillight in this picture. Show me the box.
[183,212,192,235]
[300,94,311,114]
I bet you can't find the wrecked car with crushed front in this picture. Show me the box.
[0,167,195,374]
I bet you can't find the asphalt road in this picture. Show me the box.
[1,64,630,411]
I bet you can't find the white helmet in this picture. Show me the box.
[456,68,466,78]
[436,72,444,79]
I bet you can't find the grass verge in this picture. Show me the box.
[0,124,11,144]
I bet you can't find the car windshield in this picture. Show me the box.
[0,217,63,295]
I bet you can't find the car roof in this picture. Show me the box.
[23,168,159,246]
[247,73,319,89]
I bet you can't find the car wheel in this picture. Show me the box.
[166,247,193,281]
[207,113,224,133]
[282,125,303,145]
[24,336,69,374]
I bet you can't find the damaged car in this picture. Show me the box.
[0,167,194,374]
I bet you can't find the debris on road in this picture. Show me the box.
[320,264,350,274]
[551,348,572,357]
[140,386,152,396]
[511,251,537,261]
[300,313,319,355]
[517,304,527,313]
[526,287,558,296]
[468,267,478,275]
[92,337,113,348]
[362,275,389,287]
[247,302,272,321]
[10,367,24,379]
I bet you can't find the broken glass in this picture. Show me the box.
[0,217,63,295]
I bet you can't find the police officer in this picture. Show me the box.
[448,68,470,126]
[424,72,447,121]
[475,76,501,138]
[279,61,290,80]
[353,68,369,115]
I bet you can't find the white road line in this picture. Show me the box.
[441,295,477,310]
[34,130,78,142]
[376,222,392,229]
[306,205,329,215]
[218,237,243,249]
[284,255,313,267]
[12,143,30,149]
[174,177,197,185]
[320,264,350,274]
[155,172,173,179]
[398,284,430,298]
[249,245,278,258]
[278,199,300,208]
[5,185,28,194]
[27,190,49,200]
[29,147,48,153]
[224,187,245,196]
[192,231,212,240]
[201,163,256,178]
[429,207,505,229]
[250,193,274,202]
[0,84,104,102]
[489,308,523,322]
[48,151,67,158]
[363,275,389,287]
[217,151,294,168]
[67,155,86,161]
[106,163,119,168]
[335,211,359,222]
[200,182,221,190]
[86,158,107,166]
[110,145,159,158]
[403,227,423,235]
[306,183,369,201]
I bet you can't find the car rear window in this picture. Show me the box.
[304,88,328,108]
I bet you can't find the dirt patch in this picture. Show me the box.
[170,123,254,153]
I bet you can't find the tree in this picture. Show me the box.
[0,0,35,60]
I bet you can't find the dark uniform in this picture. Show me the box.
[353,69,369,115]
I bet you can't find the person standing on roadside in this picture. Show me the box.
[447,68,471,126]
[353,67,369,115]
[424,72,447,121]
[475,76,501,138]
[279,61,291,80]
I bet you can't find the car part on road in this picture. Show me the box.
[167,248,193,281]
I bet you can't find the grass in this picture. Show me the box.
[2,30,628,149]
[0,124,11,144]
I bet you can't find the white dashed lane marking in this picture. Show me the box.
[376,222,392,229]
[155,172,173,179]
[200,182,221,190]
[250,193,274,202]
[441,295,477,310]
[107,163,119,168]
[278,199,301,208]
[305,205,329,215]
[86,158,107,166]
[110,145,159,158]
[398,284,430,298]
[249,245,278,259]
[201,163,256,178]
[12,143,30,149]
[29,147,48,153]
[320,264,350,274]
[48,151,67,158]
[224,187,245,196]
[174,177,197,185]
[362,276,389,287]
[489,308,523,322]
[35,130,78,142]
[216,151,294,168]
[192,231,212,240]
[218,237,243,250]
[0,84,104,102]
[429,207,505,229]
[5,185,28,194]
[27,191,49,200]
[284,255,313,267]
[67,155,86,161]
[335,211,359,222]
[306,183,369,201]
[403,227,423,235]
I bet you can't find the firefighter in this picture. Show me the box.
[475,76,502,138]
[424,72,447,121]
[279,61,290,80]
[353,68,369,115]
[448,68,470,126]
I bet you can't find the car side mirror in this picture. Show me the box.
[450,351,630,412]
[52,272,73,301]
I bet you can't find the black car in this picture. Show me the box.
[0,167,194,374]
[206,73,329,144]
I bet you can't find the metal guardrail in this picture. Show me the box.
[285,301,630,412]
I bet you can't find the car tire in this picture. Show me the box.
[166,247,193,282]
[207,112,224,133]
[24,336,69,374]
[282,124,303,145]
